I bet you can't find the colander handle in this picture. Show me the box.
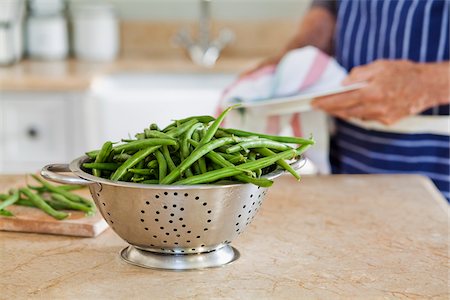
[41,164,91,185]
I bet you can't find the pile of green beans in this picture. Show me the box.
[0,175,94,220]
[83,106,314,187]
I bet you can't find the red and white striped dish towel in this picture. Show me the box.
[218,46,348,174]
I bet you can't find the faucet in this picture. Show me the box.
[174,0,234,67]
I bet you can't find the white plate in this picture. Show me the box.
[235,82,449,136]
[238,82,366,115]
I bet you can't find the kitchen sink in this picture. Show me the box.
[85,72,236,147]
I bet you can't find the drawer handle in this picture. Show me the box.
[41,164,91,185]
[27,127,39,139]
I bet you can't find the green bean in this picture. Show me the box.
[248,151,256,160]
[122,172,134,182]
[198,156,208,174]
[0,194,9,201]
[113,153,132,162]
[1,198,34,207]
[0,209,13,216]
[191,162,201,175]
[149,123,160,131]
[111,146,160,181]
[83,162,120,171]
[31,175,93,209]
[176,115,215,124]
[215,152,246,164]
[135,133,146,140]
[184,168,195,178]
[135,159,145,169]
[56,185,86,191]
[93,141,113,176]
[162,146,177,172]
[113,139,176,153]
[51,194,92,214]
[197,128,216,175]
[248,152,262,178]
[128,168,157,176]
[255,148,301,180]
[165,119,200,138]
[197,105,238,148]
[20,187,69,220]
[191,131,202,175]
[154,150,167,182]
[28,184,86,193]
[181,122,203,158]
[44,199,73,210]
[214,129,232,138]
[3,197,64,210]
[189,139,273,187]
[162,115,215,132]
[0,190,19,210]
[87,139,176,158]
[192,130,200,141]
[132,176,147,182]
[180,122,203,177]
[226,139,292,154]
[147,160,158,169]
[219,128,315,145]
[144,129,176,140]
[161,136,246,184]
[175,144,311,185]
[86,152,96,159]
[196,128,208,174]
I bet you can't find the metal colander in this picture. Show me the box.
[42,155,304,270]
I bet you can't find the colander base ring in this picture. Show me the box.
[120,245,240,270]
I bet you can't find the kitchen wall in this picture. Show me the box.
[74,0,313,58]
[68,0,312,20]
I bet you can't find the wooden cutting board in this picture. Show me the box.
[0,175,108,237]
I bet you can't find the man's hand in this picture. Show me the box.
[312,60,449,125]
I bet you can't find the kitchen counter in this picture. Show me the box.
[1,174,448,299]
[0,56,260,91]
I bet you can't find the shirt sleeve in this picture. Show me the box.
[311,0,337,15]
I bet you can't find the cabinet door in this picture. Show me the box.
[1,97,70,173]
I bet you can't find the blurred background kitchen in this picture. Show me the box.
[0,0,316,174]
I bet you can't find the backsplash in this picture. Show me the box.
[69,0,311,21]
[120,20,298,58]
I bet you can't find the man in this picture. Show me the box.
[246,0,450,200]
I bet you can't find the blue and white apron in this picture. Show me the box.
[332,0,450,201]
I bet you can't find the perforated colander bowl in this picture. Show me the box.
[42,155,304,270]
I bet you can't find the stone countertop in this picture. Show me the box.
[1,174,448,299]
[0,56,260,92]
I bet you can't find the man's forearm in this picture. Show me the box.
[282,7,336,55]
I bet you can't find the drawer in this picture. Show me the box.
[1,98,71,173]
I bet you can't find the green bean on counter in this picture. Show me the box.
[20,187,69,220]
[82,105,314,186]
[0,176,94,220]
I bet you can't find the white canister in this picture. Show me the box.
[26,14,68,60]
[71,3,119,62]
[29,0,65,16]
[0,0,25,65]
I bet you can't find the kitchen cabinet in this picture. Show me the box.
[85,72,235,147]
[0,92,86,173]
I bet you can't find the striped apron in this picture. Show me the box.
[333,0,450,200]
